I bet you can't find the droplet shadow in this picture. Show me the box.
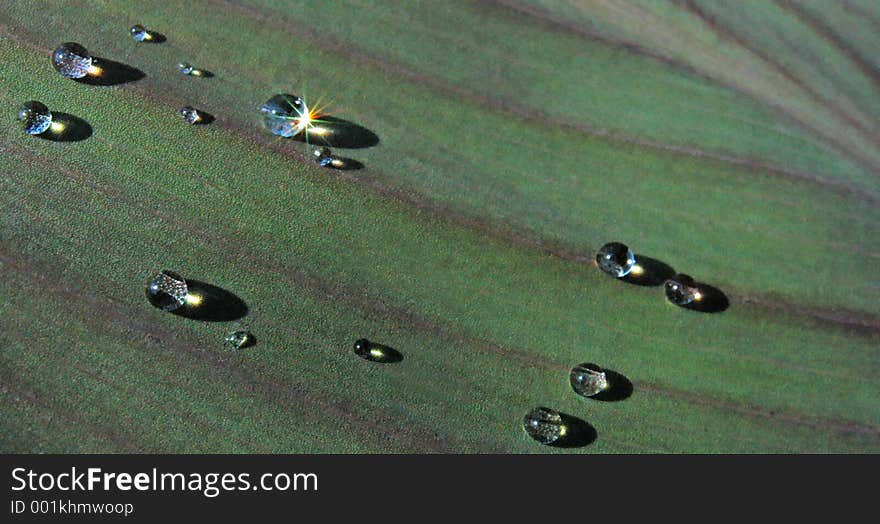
[327,157,364,171]
[549,413,597,448]
[592,367,633,402]
[193,110,215,125]
[621,254,675,287]
[192,70,215,78]
[683,282,730,313]
[141,31,167,44]
[298,116,380,149]
[355,340,403,364]
[75,58,145,86]
[39,113,92,142]
[171,279,248,321]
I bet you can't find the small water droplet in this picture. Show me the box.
[225,330,255,350]
[352,338,403,363]
[52,42,93,79]
[17,101,52,135]
[522,407,564,445]
[596,242,636,278]
[664,274,700,306]
[313,147,334,167]
[569,363,609,398]
[146,270,188,311]
[130,24,149,41]
[260,94,310,138]
[179,106,202,124]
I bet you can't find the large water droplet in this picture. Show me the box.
[596,242,636,278]
[146,270,188,311]
[570,363,609,398]
[522,407,564,445]
[52,42,93,79]
[260,94,310,138]
[664,274,700,306]
[17,101,52,135]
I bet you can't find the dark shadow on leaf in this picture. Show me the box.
[549,413,597,448]
[621,254,675,287]
[328,157,364,171]
[297,116,379,148]
[194,110,215,125]
[39,113,92,142]
[172,279,248,322]
[684,282,730,313]
[187,69,215,78]
[592,367,633,402]
[75,57,145,86]
[142,31,166,43]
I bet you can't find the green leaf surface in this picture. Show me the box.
[1,0,877,453]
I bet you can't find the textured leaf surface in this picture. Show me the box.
[1,0,878,452]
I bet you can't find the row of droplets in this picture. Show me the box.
[523,242,711,445]
[19,29,345,169]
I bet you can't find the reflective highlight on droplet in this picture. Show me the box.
[260,94,310,138]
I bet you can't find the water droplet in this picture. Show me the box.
[522,407,564,445]
[179,106,201,124]
[569,363,609,398]
[225,330,255,350]
[313,147,334,167]
[52,42,93,79]
[352,338,402,363]
[354,338,377,359]
[664,274,700,306]
[596,242,636,278]
[130,24,149,41]
[17,101,52,135]
[260,94,310,138]
[146,270,188,311]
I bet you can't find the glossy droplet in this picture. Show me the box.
[52,42,93,79]
[570,363,609,398]
[146,270,188,311]
[260,94,310,138]
[354,338,379,360]
[596,242,636,278]
[225,330,255,350]
[522,407,564,445]
[17,101,52,135]
[665,274,700,306]
[313,147,334,167]
[179,106,201,124]
[130,24,149,41]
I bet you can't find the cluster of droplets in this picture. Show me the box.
[521,362,613,446]
[595,241,708,308]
